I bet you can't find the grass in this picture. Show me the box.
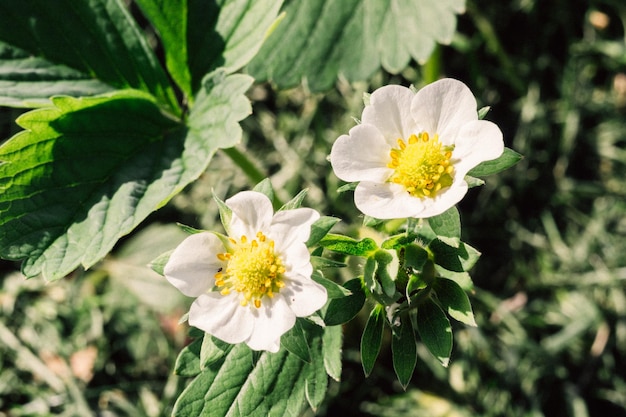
[2,0,626,415]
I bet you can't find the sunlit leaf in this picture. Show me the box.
[248,0,466,91]
[0,72,252,281]
[428,206,461,239]
[433,278,477,327]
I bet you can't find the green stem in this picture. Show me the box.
[222,146,266,185]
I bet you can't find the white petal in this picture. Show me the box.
[281,273,328,317]
[412,182,468,218]
[361,84,419,143]
[164,232,224,297]
[245,297,296,352]
[354,182,424,219]
[330,124,393,183]
[452,120,504,175]
[226,191,274,238]
[279,243,313,277]
[188,293,254,344]
[270,208,320,249]
[411,79,477,143]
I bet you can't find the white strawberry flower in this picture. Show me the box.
[164,191,327,353]
[330,78,504,219]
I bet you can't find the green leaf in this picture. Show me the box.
[467,147,523,177]
[173,325,328,417]
[435,267,474,291]
[381,232,418,250]
[137,0,283,97]
[433,278,477,327]
[280,188,308,211]
[428,206,461,239]
[428,238,481,273]
[361,305,385,377]
[319,234,378,256]
[311,270,351,299]
[0,42,114,108]
[322,324,343,382]
[200,334,233,369]
[248,0,466,91]
[0,0,178,111]
[306,216,341,247]
[323,278,366,326]
[174,335,203,377]
[404,244,429,271]
[374,249,399,298]
[391,316,418,389]
[336,182,358,193]
[0,72,252,281]
[281,320,312,363]
[416,298,452,367]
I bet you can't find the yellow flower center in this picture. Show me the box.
[387,132,455,198]
[215,231,286,308]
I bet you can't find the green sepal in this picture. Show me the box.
[306,216,341,247]
[361,305,385,377]
[336,182,358,193]
[280,189,308,211]
[416,298,452,367]
[176,222,205,235]
[433,278,477,327]
[465,175,486,188]
[148,250,173,276]
[213,192,233,236]
[322,278,366,326]
[319,234,378,257]
[477,106,491,120]
[468,147,523,177]
[253,178,275,202]
[391,316,418,389]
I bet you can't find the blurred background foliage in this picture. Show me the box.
[2,0,626,415]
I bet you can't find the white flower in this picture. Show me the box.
[164,191,327,353]
[330,78,504,219]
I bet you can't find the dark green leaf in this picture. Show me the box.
[310,270,351,299]
[281,320,312,363]
[467,147,523,177]
[434,278,477,326]
[306,216,341,247]
[361,305,385,376]
[1,72,252,281]
[391,316,417,389]
[428,206,461,239]
[404,244,429,271]
[136,0,283,97]
[0,42,114,108]
[248,0,466,91]
[0,0,178,111]
[416,298,452,367]
[428,238,481,273]
[319,234,378,256]
[323,278,366,326]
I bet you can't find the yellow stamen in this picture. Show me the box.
[387,132,455,198]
